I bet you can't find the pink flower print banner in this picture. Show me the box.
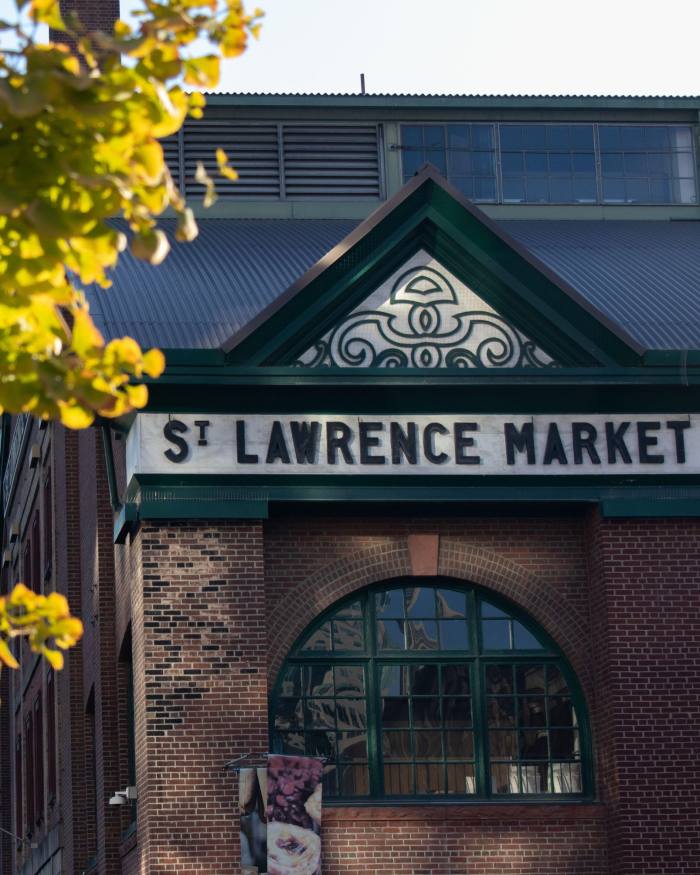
[266,755,323,875]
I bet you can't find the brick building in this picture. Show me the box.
[3,11,700,875]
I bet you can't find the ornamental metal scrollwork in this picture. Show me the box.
[294,265,558,368]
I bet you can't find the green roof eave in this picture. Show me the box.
[202,93,700,111]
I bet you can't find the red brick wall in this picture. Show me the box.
[587,513,700,875]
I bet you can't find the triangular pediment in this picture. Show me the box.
[295,250,556,368]
[222,166,643,369]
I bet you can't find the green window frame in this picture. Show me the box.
[270,578,593,802]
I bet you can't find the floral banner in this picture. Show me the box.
[267,755,323,875]
[238,756,323,875]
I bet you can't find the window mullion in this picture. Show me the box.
[469,591,488,798]
[365,589,382,799]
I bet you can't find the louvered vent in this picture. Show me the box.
[183,120,280,199]
[162,121,382,200]
[282,124,381,199]
[160,134,181,191]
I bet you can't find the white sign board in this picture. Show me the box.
[126,413,699,478]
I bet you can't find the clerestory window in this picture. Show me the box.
[270,579,591,801]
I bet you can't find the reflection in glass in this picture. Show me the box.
[382,731,412,760]
[274,698,303,729]
[516,665,545,694]
[520,697,547,727]
[412,698,441,728]
[280,731,305,755]
[333,619,364,651]
[445,730,473,759]
[520,763,548,793]
[302,622,332,651]
[415,762,444,794]
[513,621,543,650]
[384,764,413,795]
[376,589,404,618]
[447,762,476,794]
[379,665,409,696]
[489,730,517,760]
[304,699,336,729]
[340,764,369,796]
[411,664,439,695]
[335,698,367,730]
[442,664,470,696]
[406,620,438,650]
[547,666,569,695]
[334,665,365,696]
[491,763,519,794]
[519,730,548,759]
[414,731,442,760]
[443,697,472,728]
[482,619,511,649]
[279,665,301,696]
[381,697,410,728]
[552,762,582,793]
[436,589,466,618]
[486,664,513,694]
[377,620,405,650]
[305,730,336,759]
[548,696,576,726]
[304,665,334,697]
[405,587,435,617]
[337,731,367,761]
[439,619,469,650]
[487,697,515,728]
[550,729,579,759]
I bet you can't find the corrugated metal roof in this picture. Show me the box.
[85,219,700,352]
[501,220,700,350]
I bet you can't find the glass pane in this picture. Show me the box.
[520,697,547,727]
[547,666,570,695]
[548,178,573,202]
[302,622,331,651]
[424,125,445,150]
[526,177,548,202]
[280,731,305,755]
[411,664,439,695]
[502,177,526,202]
[447,762,476,794]
[332,619,364,651]
[406,620,438,650]
[405,587,435,617]
[601,153,624,175]
[337,731,367,761]
[572,152,595,173]
[552,761,582,793]
[501,152,524,173]
[439,619,469,650]
[384,763,413,795]
[412,697,441,728]
[443,697,472,728]
[305,699,335,729]
[473,124,494,149]
[382,730,412,760]
[487,697,515,728]
[305,665,334,697]
[336,699,366,730]
[485,664,513,694]
[379,665,409,696]
[489,730,517,759]
[520,762,548,793]
[415,762,444,794]
[381,697,410,728]
[376,589,404,618]
[516,664,545,694]
[339,764,369,796]
[513,621,543,650]
[337,600,362,618]
[334,665,365,696]
[549,696,575,726]
[442,664,470,695]
[305,730,336,758]
[474,177,496,201]
[519,730,548,759]
[425,150,447,176]
[377,620,405,650]
[437,589,466,618]
[500,126,524,149]
[571,126,594,149]
[322,763,338,797]
[491,762,518,794]
[482,619,511,649]
[401,125,424,149]
[548,153,571,174]
[447,124,470,148]
[414,731,442,760]
[525,152,547,173]
[448,151,472,175]
[546,126,570,149]
[279,665,301,696]
[444,730,473,759]
[402,150,423,180]
[481,601,509,618]
[274,698,303,729]
[550,729,579,758]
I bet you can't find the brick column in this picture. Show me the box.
[131,520,267,874]
[586,511,700,874]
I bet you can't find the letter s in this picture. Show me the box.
[164,419,189,463]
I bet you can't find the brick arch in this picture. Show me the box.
[267,536,592,695]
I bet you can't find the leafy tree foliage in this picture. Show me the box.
[0,0,261,669]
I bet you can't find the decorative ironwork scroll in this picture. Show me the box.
[294,253,558,369]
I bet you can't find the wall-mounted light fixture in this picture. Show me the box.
[109,786,137,806]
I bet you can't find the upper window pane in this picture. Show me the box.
[400,123,497,203]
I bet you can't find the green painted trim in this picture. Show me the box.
[204,94,700,111]
[601,498,700,517]
[114,503,138,544]
[269,579,594,802]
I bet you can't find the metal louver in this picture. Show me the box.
[281,124,381,199]
[161,120,382,200]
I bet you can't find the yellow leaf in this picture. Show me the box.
[131,230,170,266]
[30,0,64,29]
[42,649,64,670]
[59,404,94,430]
[142,348,166,377]
[0,639,19,669]
[72,309,104,357]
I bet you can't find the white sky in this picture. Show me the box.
[212,0,700,96]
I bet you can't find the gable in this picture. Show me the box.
[295,250,556,368]
[223,166,643,368]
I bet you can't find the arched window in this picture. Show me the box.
[270,579,591,801]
